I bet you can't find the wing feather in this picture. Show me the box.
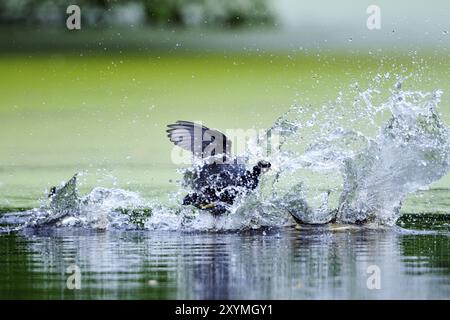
[166,121,232,158]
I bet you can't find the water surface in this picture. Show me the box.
[0,213,448,300]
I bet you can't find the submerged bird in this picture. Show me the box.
[166,120,271,214]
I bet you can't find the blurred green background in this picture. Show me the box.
[0,0,449,210]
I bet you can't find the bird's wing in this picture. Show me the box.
[166,120,232,158]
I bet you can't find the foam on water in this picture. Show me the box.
[1,82,449,232]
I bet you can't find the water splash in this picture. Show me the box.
[259,85,450,226]
[1,82,449,232]
[337,90,450,224]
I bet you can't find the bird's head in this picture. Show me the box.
[256,160,271,174]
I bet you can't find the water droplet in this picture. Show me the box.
[148,279,158,287]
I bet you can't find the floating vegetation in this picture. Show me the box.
[1,82,449,232]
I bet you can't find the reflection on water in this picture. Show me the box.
[0,224,449,299]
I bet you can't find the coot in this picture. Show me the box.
[167,120,271,213]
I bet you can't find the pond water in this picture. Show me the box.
[1,54,449,300]
[0,212,448,300]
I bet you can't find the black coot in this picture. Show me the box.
[167,121,271,214]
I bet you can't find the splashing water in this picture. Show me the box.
[257,85,450,226]
[0,172,290,232]
[1,83,449,232]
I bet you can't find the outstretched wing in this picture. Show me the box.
[166,120,231,158]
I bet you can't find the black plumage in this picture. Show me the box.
[167,120,231,159]
[166,121,271,214]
